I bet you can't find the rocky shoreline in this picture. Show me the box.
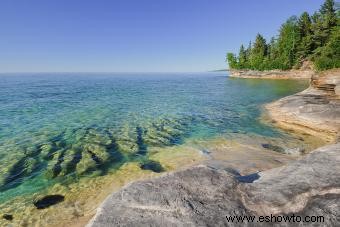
[229,69,314,79]
[266,68,340,142]
[229,62,316,80]
[87,69,340,227]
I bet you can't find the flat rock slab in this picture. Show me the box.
[266,69,340,142]
[88,143,340,227]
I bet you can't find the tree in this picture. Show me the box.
[313,25,340,70]
[225,0,340,71]
[267,37,281,69]
[320,0,337,27]
[277,16,300,69]
[226,53,238,69]
[312,0,337,47]
[297,12,313,60]
[249,34,267,69]
[238,45,247,68]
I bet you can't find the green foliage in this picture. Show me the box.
[249,34,267,70]
[277,17,300,69]
[297,12,313,59]
[238,45,247,68]
[226,53,239,69]
[313,26,340,70]
[227,0,339,71]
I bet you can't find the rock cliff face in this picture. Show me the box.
[311,69,340,97]
[87,143,340,227]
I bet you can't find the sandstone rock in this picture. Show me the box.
[87,143,340,227]
[229,69,314,79]
[266,69,340,142]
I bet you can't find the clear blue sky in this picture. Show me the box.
[0,0,324,72]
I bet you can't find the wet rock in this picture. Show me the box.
[84,144,110,163]
[60,149,82,176]
[2,214,13,221]
[76,151,99,175]
[34,195,65,209]
[235,172,260,183]
[140,160,164,173]
[200,149,211,156]
[284,147,305,155]
[262,143,285,153]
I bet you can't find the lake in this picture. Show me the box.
[0,72,308,225]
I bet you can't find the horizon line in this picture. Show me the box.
[0,70,229,74]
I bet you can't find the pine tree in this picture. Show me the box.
[313,26,340,70]
[312,0,337,47]
[277,16,300,69]
[320,0,337,27]
[225,0,340,71]
[238,45,247,68]
[297,12,313,60]
[246,41,252,60]
[226,53,239,69]
[249,34,267,69]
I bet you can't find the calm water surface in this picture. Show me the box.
[0,72,307,219]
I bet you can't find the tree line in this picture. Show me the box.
[227,0,339,71]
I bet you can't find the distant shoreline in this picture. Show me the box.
[228,68,314,80]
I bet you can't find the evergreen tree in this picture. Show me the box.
[226,0,339,71]
[297,12,313,60]
[226,53,239,69]
[312,0,337,47]
[313,26,340,70]
[238,45,247,68]
[320,0,337,27]
[277,16,300,69]
[246,41,252,61]
[268,37,280,69]
[249,34,267,69]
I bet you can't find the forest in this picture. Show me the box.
[227,0,340,71]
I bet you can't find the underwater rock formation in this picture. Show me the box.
[0,116,192,192]
[34,195,65,209]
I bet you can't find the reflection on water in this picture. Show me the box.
[0,72,308,226]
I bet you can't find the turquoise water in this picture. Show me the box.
[0,72,307,204]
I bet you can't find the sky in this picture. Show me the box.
[0,0,325,72]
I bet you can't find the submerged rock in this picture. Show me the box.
[140,160,164,173]
[2,214,13,221]
[34,195,65,209]
[262,143,285,153]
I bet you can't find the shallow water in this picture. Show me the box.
[0,72,308,225]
